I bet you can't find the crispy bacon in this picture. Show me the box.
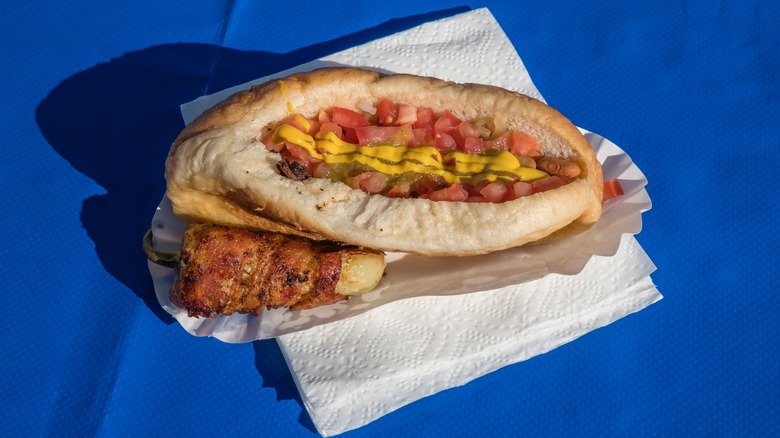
[276,158,311,180]
[169,223,351,317]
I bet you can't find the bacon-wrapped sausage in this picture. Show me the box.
[167,223,385,317]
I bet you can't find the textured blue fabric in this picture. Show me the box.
[2,1,778,436]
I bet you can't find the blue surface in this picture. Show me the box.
[2,1,778,436]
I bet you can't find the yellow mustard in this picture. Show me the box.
[271,122,549,184]
[292,114,310,131]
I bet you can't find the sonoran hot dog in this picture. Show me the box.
[165,67,603,256]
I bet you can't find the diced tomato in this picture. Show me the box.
[465,195,487,203]
[434,132,457,152]
[603,179,624,200]
[466,179,490,196]
[413,107,435,131]
[342,127,359,144]
[434,111,461,135]
[458,121,483,139]
[306,158,323,175]
[355,125,414,146]
[532,175,569,193]
[332,106,370,128]
[262,132,284,152]
[376,98,397,125]
[279,115,317,135]
[412,127,434,146]
[311,161,329,178]
[511,181,534,199]
[283,143,312,165]
[509,132,541,156]
[479,181,509,203]
[397,105,418,125]
[482,132,510,152]
[283,116,306,133]
[428,183,469,202]
[385,183,411,198]
[306,119,321,136]
[462,137,486,154]
[319,121,343,139]
[355,172,388,194]
[317,108,332,123]
[452,121,483,152]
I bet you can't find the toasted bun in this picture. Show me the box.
[165,67,603,256]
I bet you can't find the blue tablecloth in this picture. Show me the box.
[3,1,778,436]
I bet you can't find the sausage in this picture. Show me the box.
[168,223,385,317]
[535,157,582,178]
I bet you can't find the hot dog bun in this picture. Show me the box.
[165,67,603,256]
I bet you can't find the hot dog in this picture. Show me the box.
[165,67,603,257]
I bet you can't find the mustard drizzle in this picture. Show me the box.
[271,121,549,184]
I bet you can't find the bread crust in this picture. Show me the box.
[165,67,603,256]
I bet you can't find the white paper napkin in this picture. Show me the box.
[158,7,661,436]
[278,234,659,436]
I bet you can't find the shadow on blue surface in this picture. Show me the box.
[254,339,318,433]
[35,5,469,323]
[35,6,469,434]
